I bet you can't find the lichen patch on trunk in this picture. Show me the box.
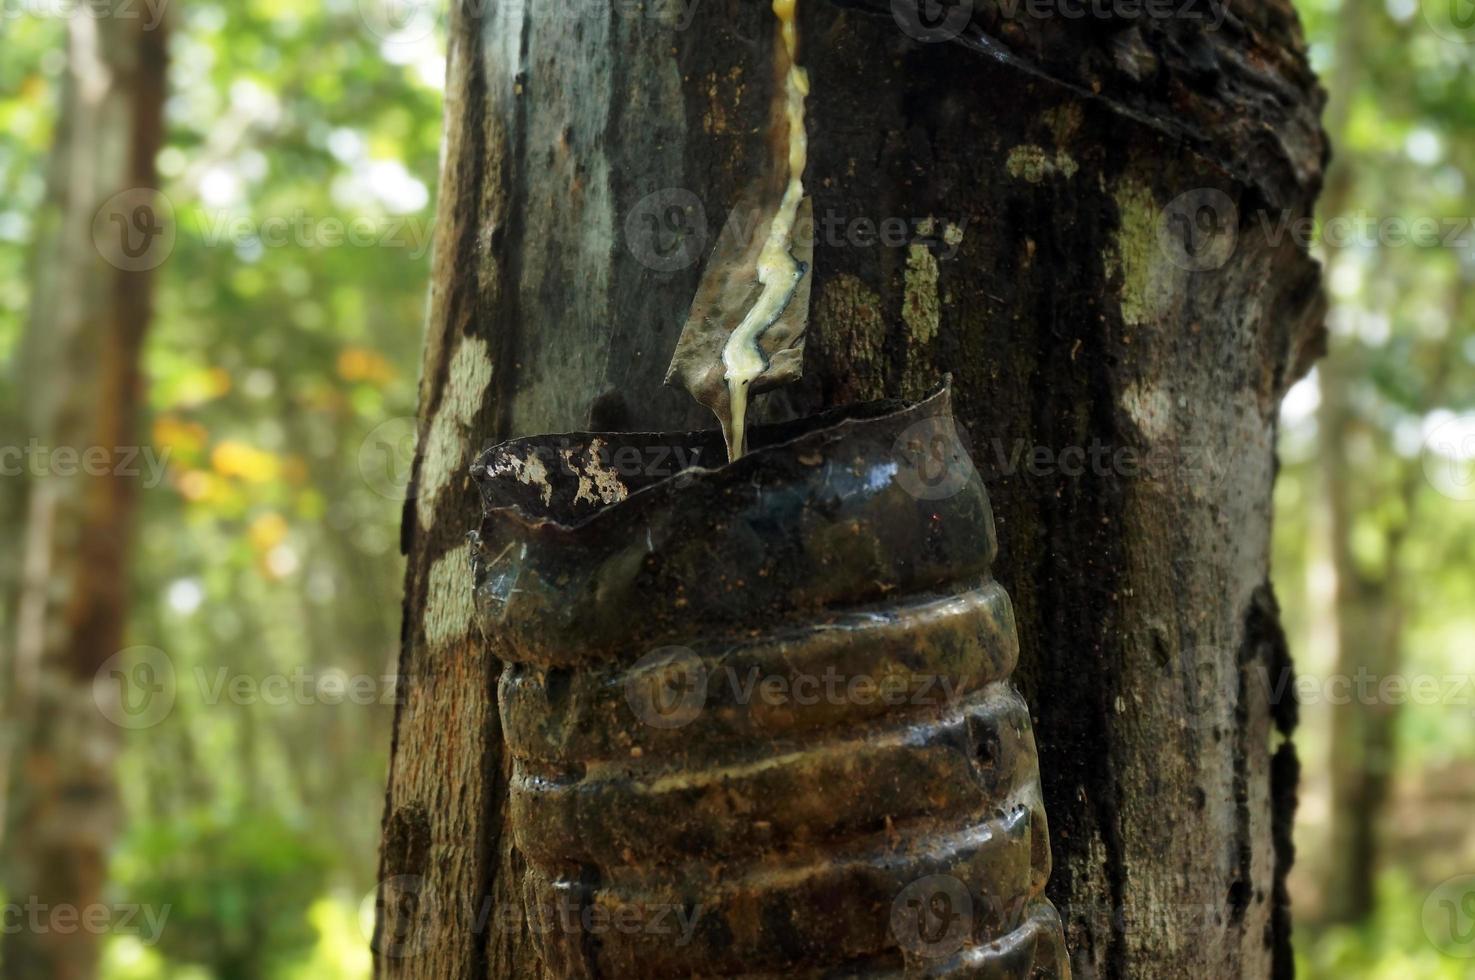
[417,336,494,532]
[1108,179,1178,329]
[1120,381,1174,441]
[903,242,941,344]
[424,542,477,650]
[1006,144,1079,183]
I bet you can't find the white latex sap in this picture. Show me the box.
[720,0,809,460]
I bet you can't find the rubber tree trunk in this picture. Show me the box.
[0,9,167,980]
[378,2,1326,977]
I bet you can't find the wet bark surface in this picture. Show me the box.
[379,1,1326,977]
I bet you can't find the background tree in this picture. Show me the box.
[1281,0,1475,948]
[2,3,441,977]
[0,5,167,978]
[377,1,1326,977]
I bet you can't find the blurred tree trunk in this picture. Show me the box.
[1318,271,1458,925]
[1316,353,1405,924]
[378,2,1325,977]
[0,8,167,980]
[1311,0,1399,925]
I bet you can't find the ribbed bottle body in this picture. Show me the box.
[472,390,1069,978]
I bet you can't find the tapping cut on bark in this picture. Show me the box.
[666,0,814,461]
[664,193,814,457]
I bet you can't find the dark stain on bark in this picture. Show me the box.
[1246,583,1300,976]
[1251,582,1300,738]
[486,10,534,446]
[382,803,432,880]
[1270,741,1300,978]
[462,11,513,980]
[1229,624,1256,927]
[1032,336,1134,980]
[840,0,1326,213]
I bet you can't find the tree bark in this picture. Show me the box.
[378,2,1326,977]
[0,8,167,980]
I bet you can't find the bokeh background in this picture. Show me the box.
[0,0,1472,977]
